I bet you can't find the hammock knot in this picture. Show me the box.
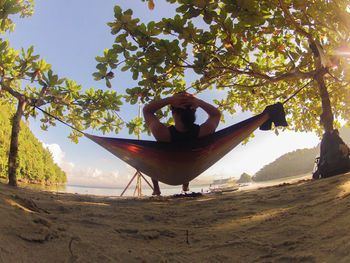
[260,102,288,131]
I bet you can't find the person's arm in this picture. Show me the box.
[195,98,221,137]
[143,97,173,142]
[143,92,221,140]
[143,93,191,141]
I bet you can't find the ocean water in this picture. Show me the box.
[18,173,311,197]
[23,183,210,197]
[63,184,209,197]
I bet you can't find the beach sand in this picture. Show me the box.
[1,173,350,263]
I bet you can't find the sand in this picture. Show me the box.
[1,173,350,263]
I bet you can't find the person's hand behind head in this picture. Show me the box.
[170,91,196,109]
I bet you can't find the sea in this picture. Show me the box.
[18,173,312,197]
[24,183,210,197]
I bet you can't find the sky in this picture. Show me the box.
[6,0,320,188]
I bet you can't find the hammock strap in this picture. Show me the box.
[32,80,312,134]
[282,80,313,105]
[32,105,85,135]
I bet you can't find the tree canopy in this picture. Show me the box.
[0,0,125,142]
[0,1,128,185]
[95,0,350,136]
[0,102,66,185]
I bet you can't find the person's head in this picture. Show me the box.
[171,105,196,130]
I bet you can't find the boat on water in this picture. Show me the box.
[209,178,239,193]
[209,185,239,193]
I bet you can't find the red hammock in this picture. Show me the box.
[85,103,287,185]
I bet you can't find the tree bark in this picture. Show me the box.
[8,98,26,186]
[315,72,333,133]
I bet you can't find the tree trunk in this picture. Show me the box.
[310,40,334,133]
[8,98,26,186]
[315,72,333,133]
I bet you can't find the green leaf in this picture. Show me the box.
[92,72,103,80]
[96,63,107,74]
[121,64,130,72]
[132,70,139,80]
[95,56,106,63]
[114,5,122,19]
[106,78,112,88]
[7,6,22,14]
[0,40,8,51]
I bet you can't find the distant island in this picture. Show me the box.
[211,127,350,184]
[0,102,66,185]
[246,127,350,182]
[237,173,253,183]
[252,147,319,181]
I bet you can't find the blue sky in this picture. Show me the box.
[7,1,320,188]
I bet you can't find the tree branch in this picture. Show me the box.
[1,80,24,100]
[278,0,313,42]
[1,78,47,107]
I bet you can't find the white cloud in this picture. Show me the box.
[42,143,65,165]
[65,165,122,187]
[42,142,134,187]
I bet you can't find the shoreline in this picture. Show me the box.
[11,173,312,197]
[1,173,350,262]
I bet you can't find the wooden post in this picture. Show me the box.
[120,102,154,197]
[120,172,138,197]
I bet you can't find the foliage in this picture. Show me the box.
[96,0,350,135]
[252,147,319,181]
[0,102,66,184]
[236,172,252,183]
[0,1,125,142]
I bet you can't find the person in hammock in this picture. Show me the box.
[143,91,221,195]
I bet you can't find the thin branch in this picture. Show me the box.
[1,79,25,101]
[278,0,313,42]
[217,82,267,89]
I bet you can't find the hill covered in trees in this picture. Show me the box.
[237,173,253,184]
[252,127,350,182]
[0,102,66,185]
[252,147,319,181]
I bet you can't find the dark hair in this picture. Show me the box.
[171,106,196,129]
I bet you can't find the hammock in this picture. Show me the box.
[85,103,288,185]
